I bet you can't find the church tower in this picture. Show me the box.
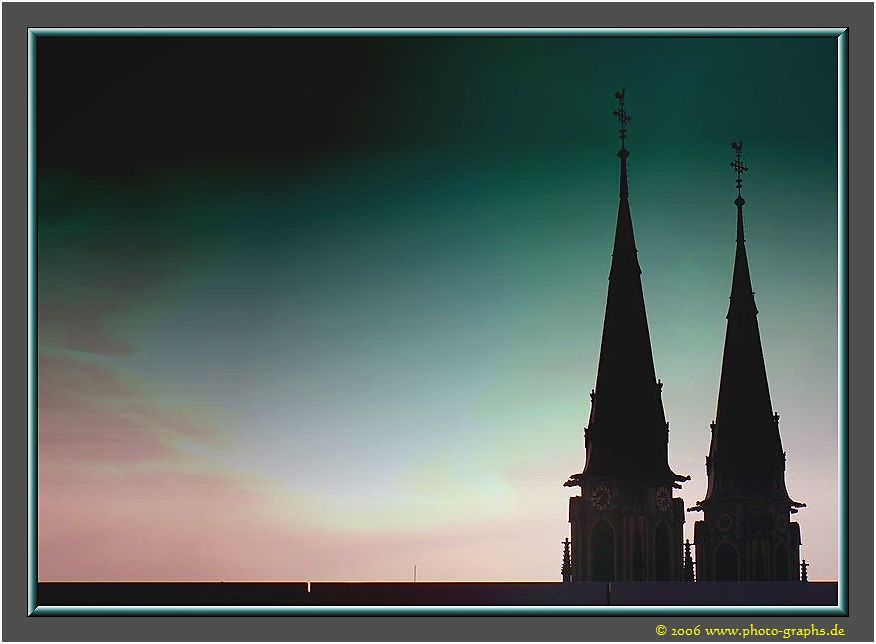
[565,91,689,582]
[690,142,805,581]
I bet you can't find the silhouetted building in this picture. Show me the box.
[564,91,689,582]
[689,142,805,582]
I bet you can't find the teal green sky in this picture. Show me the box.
[37,36,839,581]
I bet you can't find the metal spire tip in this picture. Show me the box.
[613,89,632,155]
[730,141,749,193]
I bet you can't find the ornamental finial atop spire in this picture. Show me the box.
[730,141,749,196]
[730,141,749,239]
[613,89,631,158]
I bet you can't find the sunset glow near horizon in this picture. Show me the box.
[37,36,839,582]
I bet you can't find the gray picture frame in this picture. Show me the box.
[4,2,871,641]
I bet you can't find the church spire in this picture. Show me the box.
[691,143,804,582]
[565,92,688,583]
[699,142,803,507]
[567,90,684,487]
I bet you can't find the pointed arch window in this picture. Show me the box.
[654,523,671,581]
[775,543,790,581]
[754,549,767,581]
[714,541,739,581]
[590,520,616,582]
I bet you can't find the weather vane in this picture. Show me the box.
[613,89,631,153]
[730,141,749,193]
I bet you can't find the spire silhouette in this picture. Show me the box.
[561,538,572,583]
[699,142,803,506]
[683,539,695,582]
[565,92,688,583]
[728,142,757,320]
[570,90,684,485]
[691,143,804,582]
[610,91,639,281]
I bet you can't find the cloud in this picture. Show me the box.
[38,459,566,582]
[37,352,217,467]
[36,351,414,582]
[37,351,255,580]
[37,171,209,358]
[37,350,570,582]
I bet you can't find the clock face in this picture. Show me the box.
[655,486,671,512]
[717,513,733,532]
[590,484,612,511]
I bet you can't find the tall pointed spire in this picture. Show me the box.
[692,142,804,582]
[565,92,687,583]
[697,142,805,509]
[567,90,684,486]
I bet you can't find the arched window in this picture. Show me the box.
[654,523,671,581]
[590,520,616,582]
[754,550,767,581]
[714,542,739,581]
[775,543,790,581]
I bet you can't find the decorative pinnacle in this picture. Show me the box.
[613,89,632,154]
[730,141,749,194]
[561,537,572,582]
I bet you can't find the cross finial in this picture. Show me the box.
[730,141,749,194]
[613,89,631,155]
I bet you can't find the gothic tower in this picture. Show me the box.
[565,91,689,582]
[690,142,805,581]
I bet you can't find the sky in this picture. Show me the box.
[36,36,839,582]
